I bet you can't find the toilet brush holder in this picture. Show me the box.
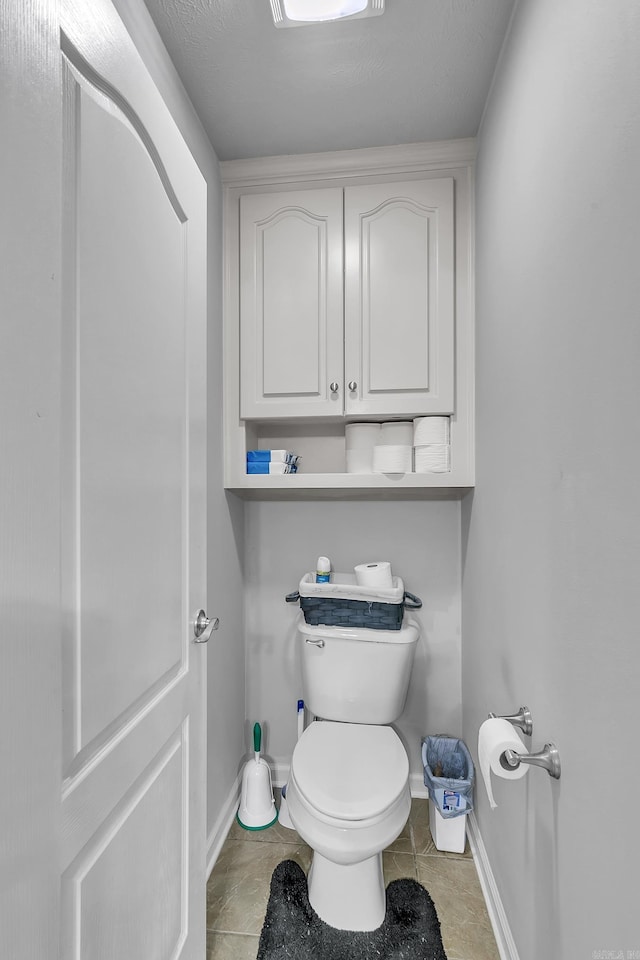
[237,723,278,831]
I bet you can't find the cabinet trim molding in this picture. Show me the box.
[220,138,476,188]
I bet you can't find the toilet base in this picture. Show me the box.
[307,850,386,931]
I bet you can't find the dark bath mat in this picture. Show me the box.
[256,859,447,960]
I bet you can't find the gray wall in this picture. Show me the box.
[463,1,640,956]
[113,0,246,840]
[244,500,462,788]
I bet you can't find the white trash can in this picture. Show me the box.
[429,799,467,854]
[422,735,474,854]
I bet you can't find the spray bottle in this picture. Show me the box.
[279,699,305,831]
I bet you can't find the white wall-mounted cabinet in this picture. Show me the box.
[240,178,454,420]
[223,140,475,498]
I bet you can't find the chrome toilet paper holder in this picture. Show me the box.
[500,743,562,780]
[488,707,561,779]
[488,705,533,737]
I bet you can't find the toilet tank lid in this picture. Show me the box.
[290,721,409,821]
[298,616,419,645]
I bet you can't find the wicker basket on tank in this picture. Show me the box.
[285,572,421,630]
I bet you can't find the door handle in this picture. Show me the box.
[193,609,219,643]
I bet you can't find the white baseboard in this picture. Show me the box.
[206,771,242,879]
[271,757,291,789]
[466,811,520,960]
[409,772,429,798]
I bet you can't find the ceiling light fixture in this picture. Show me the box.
[270,0,384,28]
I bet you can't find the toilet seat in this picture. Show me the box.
[290,721,409,822]
[286,721,412,928]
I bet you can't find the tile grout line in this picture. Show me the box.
[207,928,260,938]
[409,810,418,877]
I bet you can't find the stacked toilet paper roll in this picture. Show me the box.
[345,423,380,474]
[373,445,413,473]
[373,421,413,474]
[414,445,450,473]
[413,417,451,474]
[354,561,393,589]
[380,421,414,446]
[413,417,450,445]
[478,718,529,809]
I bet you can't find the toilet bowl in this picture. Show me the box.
[287,719,410,931]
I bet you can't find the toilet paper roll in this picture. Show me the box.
[414,444,451,474]
[346,448,375,474]
[345,422,381,448]
[380,421,414,446]
[478,718,529,809]
[354,561,393,588]
[345,423,380,474]
[373,444,413,474]
[413,416,450,446]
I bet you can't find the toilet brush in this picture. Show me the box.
[237,722,278,830]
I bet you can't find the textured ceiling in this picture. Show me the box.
[142,0,515,161]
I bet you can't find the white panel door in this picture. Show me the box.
[240,188,344,418]
[59,3,207,958]
[344,178,455,416]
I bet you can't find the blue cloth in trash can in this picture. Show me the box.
[422,735,474,819]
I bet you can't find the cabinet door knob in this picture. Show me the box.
[329,381,339,394]
[348,380,357,392]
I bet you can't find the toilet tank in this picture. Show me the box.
[298,617,419,724]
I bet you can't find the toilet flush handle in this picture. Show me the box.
[305,637,325,649]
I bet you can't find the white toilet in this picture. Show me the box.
[286,616,419,931]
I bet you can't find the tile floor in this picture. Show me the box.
[206,794,500,960]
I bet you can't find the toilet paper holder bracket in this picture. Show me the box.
[488,706,533,737]
[501,742,561,780]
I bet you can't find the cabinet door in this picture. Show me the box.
[240,188,344,419]
[344,178,454,416]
